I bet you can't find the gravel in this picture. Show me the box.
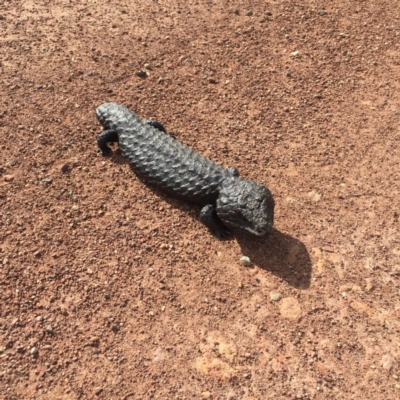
[240,256,252,266]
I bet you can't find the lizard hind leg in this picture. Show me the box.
[144,120,176,139]
[96,129,118,156]
[200,204,232,239]
[144,120,167,133]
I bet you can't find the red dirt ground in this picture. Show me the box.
[1,1,399,399]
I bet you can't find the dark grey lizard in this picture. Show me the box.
[96,102,275,239]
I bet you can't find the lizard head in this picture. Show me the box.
[216,177,275,237]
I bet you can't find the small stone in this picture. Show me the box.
[285,71,292,77]
[318,10,326,15]
[42,178,52,183]
[290,50,299,56]
[234,10,239,15]
[135,70,148,78]
[246,10,253,16]
[3,174,14,182]
[240,256,251,266]
[201,392,212,399]
[339,284,350,294]
[270,291,282,301]
[365,279,375,292]
[87,268,93,275]
[307,190,321,201]
[89,337,100,345]
[208,78,217,84]
[94,387,103,395]
[157,77,164,83]
[320,338,331,348]
[36,316,44,322]
[352,285,362,293]
[61,164,70,173]
[382,355,393,371]
[286,196,299,204]
[46,325,53,334]
[144,63,151,69]
[280,297,302,320]
[30,347,38,355]
[71,205,79,211]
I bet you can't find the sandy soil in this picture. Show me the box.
[1,1,399,399]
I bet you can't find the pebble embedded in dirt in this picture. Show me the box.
[135,70,148,78]
[352,285,362,293]
[381,355,393,371]
[365,279,376,292]
[270,291,282,301]
[3,174,14,182]
[280,297,302,320]
[307,190,321,202]
[339,284,350,293]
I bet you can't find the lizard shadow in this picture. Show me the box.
[235,230,312,290]
[107,151,312,289]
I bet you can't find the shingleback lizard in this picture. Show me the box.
[96,102,275,239]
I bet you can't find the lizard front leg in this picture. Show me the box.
[97,129,118,155]
[144,120,176,139]
[200,204,231,239]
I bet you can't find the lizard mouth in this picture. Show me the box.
[239,223,273,237]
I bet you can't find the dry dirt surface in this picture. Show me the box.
[1,0,400,399]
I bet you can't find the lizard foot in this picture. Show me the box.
[97,146,112,156]
[214,226,232,239]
